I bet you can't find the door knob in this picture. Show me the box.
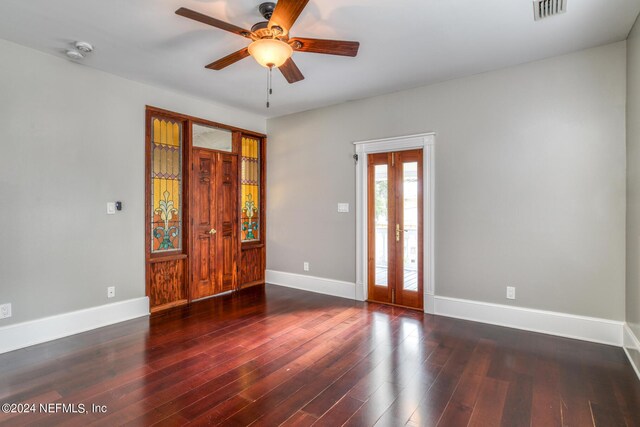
[209,228,217,235]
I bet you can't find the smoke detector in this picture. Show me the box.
[75,41,93,53]
[533,0,566,21]
[65,41,94,61]
[66,49,84,60]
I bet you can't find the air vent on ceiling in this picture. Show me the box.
[533,0,566,21]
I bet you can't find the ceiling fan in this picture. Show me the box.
[175,0,360,84]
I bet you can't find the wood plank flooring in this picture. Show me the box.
[0,284,638,426]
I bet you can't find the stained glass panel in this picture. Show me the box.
[241,136,260,242]
[151,117,183,253]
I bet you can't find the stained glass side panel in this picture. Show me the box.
[241,136,260,242]
[151,117,183,253]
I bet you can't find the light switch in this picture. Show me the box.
[106,202,116,215]
[337,203,349,213]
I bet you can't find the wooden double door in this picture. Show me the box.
[368,149,423,309]
[191,149,239,300]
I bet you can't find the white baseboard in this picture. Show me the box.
[266,270,358,300]
[355,282,366,302]
[0,297,149,354]
[266,271,627,348]
[434,296,623,346]
[425,292,435,314]
[623,323,640,380]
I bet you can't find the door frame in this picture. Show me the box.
[354,133,435,313]
[145,106,267,312]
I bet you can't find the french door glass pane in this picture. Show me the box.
[374,164,389,287]
[403,162,418,291]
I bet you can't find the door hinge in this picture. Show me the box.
[391,152,395,166]
[392,289,396,304]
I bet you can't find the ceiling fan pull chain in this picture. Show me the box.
[266,65,274,108]
[266,66,271,108]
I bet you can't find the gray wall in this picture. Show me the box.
[627,16,640,337]
[0,39,266,325]
[267,42,627,321]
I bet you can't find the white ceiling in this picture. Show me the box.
[0,0,639,118]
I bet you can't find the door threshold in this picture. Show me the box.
[192,290,234,302]
[366,299,424,312]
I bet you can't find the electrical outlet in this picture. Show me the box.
[506,286,516,300]
[0,303,12,319]
[107,286,115,298]
[106,202,116,215]
[303,262,309,271]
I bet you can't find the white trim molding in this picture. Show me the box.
[265,271,629,351]
[266,270,357,300]
[434,296,623,346]
[0,297,149,354]
[623,323,640,380]
[353,133,436,312]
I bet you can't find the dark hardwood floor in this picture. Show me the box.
[0,284,639,426]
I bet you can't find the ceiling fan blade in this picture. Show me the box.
[279,58,305,83]
[268,0,309,34]
[205,48,251,70]
[290,38,360,57]
[176,7,252,38]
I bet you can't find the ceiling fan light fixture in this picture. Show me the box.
[248,38,293,68]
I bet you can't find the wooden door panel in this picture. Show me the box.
[240,246,264,285]
[367,152,394,305]
[196,157,212,226]
[221,231,234,291]
[195,235,211,283]
[149,258,186,308]
[217,153,238,292]
[191,150,216,300]
[394,150,423,310]
[193,231,215,300]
